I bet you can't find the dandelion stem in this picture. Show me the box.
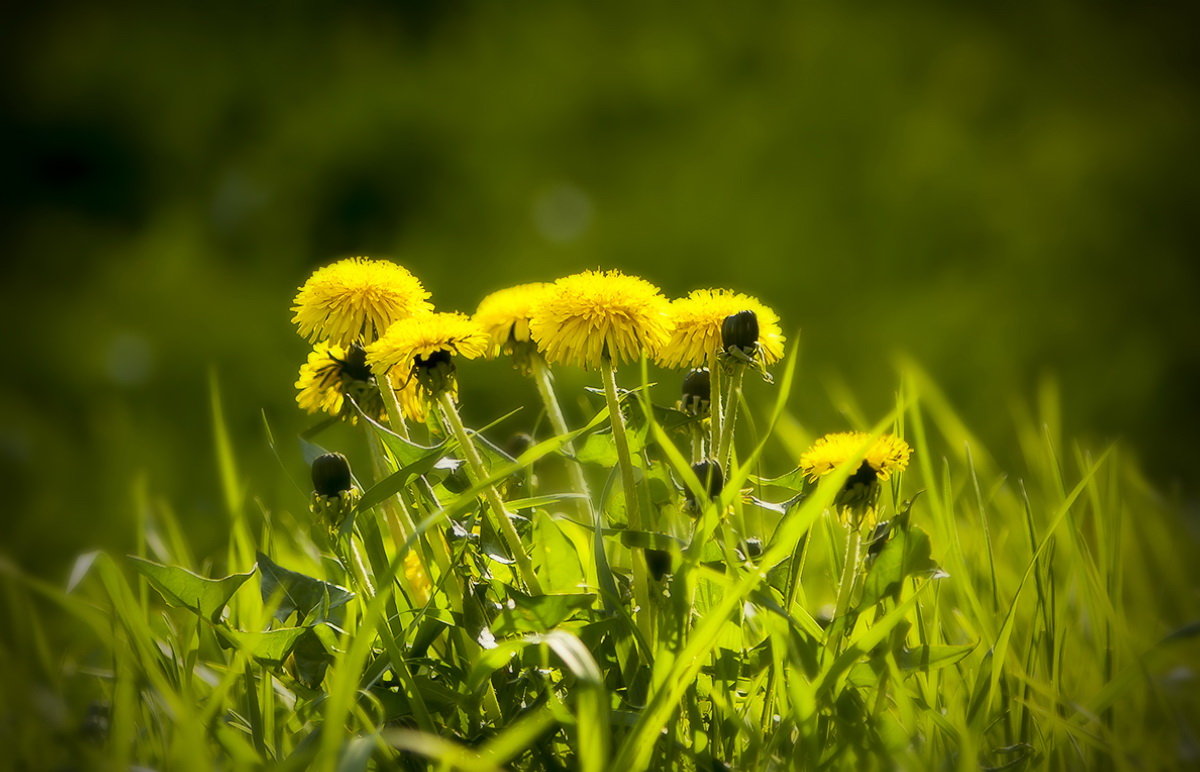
[716,365,745,471]
[436,390,543,595]
[599,357,655,644]
[531,356,617,599]
[708,352,723,461]
[376,378,411,440]
[831,524,863,655]
[531,356,594,523]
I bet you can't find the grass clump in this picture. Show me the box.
[1,260,1197,771]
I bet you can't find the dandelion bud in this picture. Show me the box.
[644,548,673,581]
[311,453,353,497]
[721,310,759,357]
[310,452,360,527]
[680,368,711,417]
[684,459,724,513]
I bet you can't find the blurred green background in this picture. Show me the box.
[3,0,1198,577]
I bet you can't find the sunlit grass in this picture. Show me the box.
[1,354,1196,770]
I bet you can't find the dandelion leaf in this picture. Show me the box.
[129,556,253,624]
[859,526,943,607]
[492,588,596,636]
[256,552,354,624]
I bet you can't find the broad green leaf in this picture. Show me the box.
[257,552,354,624]
[575,422,647,468]
[751,467,809,493]
[532,510,585,592]
[129,556,253,624]
[218,626,309,663]
[290,626,334,689]
[491,590,596,636]
[859,526,943,607]
[575,431,620,468]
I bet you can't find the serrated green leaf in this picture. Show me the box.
[291,626,334,689]
[859,526,943,607]
[129,556,253,624]
[752,467,809,493]
[218,626,309,663]
[532,511,585,592]
[257,552,354,624]
[491,590,596,636]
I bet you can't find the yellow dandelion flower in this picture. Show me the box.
[798,432,913,483]
[657,288,785,369]
[291,257,433,346]
[366,312,489,397]
[473,282,552,371]
[295,342,426,424]
[404,551,432,605]
[529,269,673,369]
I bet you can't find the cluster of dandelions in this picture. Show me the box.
[291,256,911,620]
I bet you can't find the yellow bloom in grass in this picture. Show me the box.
[529,269,673,369]
[366,312,489,397]
[292,257,433,346]
[473,282,552,371]
[798,432,912,483]
[404,550,431,605]
[658,288,785,369]
[295,342,426,423]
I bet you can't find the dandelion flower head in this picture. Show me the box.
[799,432,912,483]
[529,269,673,369]
[292,257,432,346]
[473,282,552,357]
[658,288,785,369]
[366,312,488,396]
[295,342,425,424]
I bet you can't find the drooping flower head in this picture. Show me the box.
[295,342,424,424]
[529,269,673,369]
[473,282,552,373]
[799,432,912,484]
[657,289,785,369]
[799,432,912,525]
[366,312,489,398]
[292,257,433,346]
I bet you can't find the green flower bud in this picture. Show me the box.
[311,452,352,497]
